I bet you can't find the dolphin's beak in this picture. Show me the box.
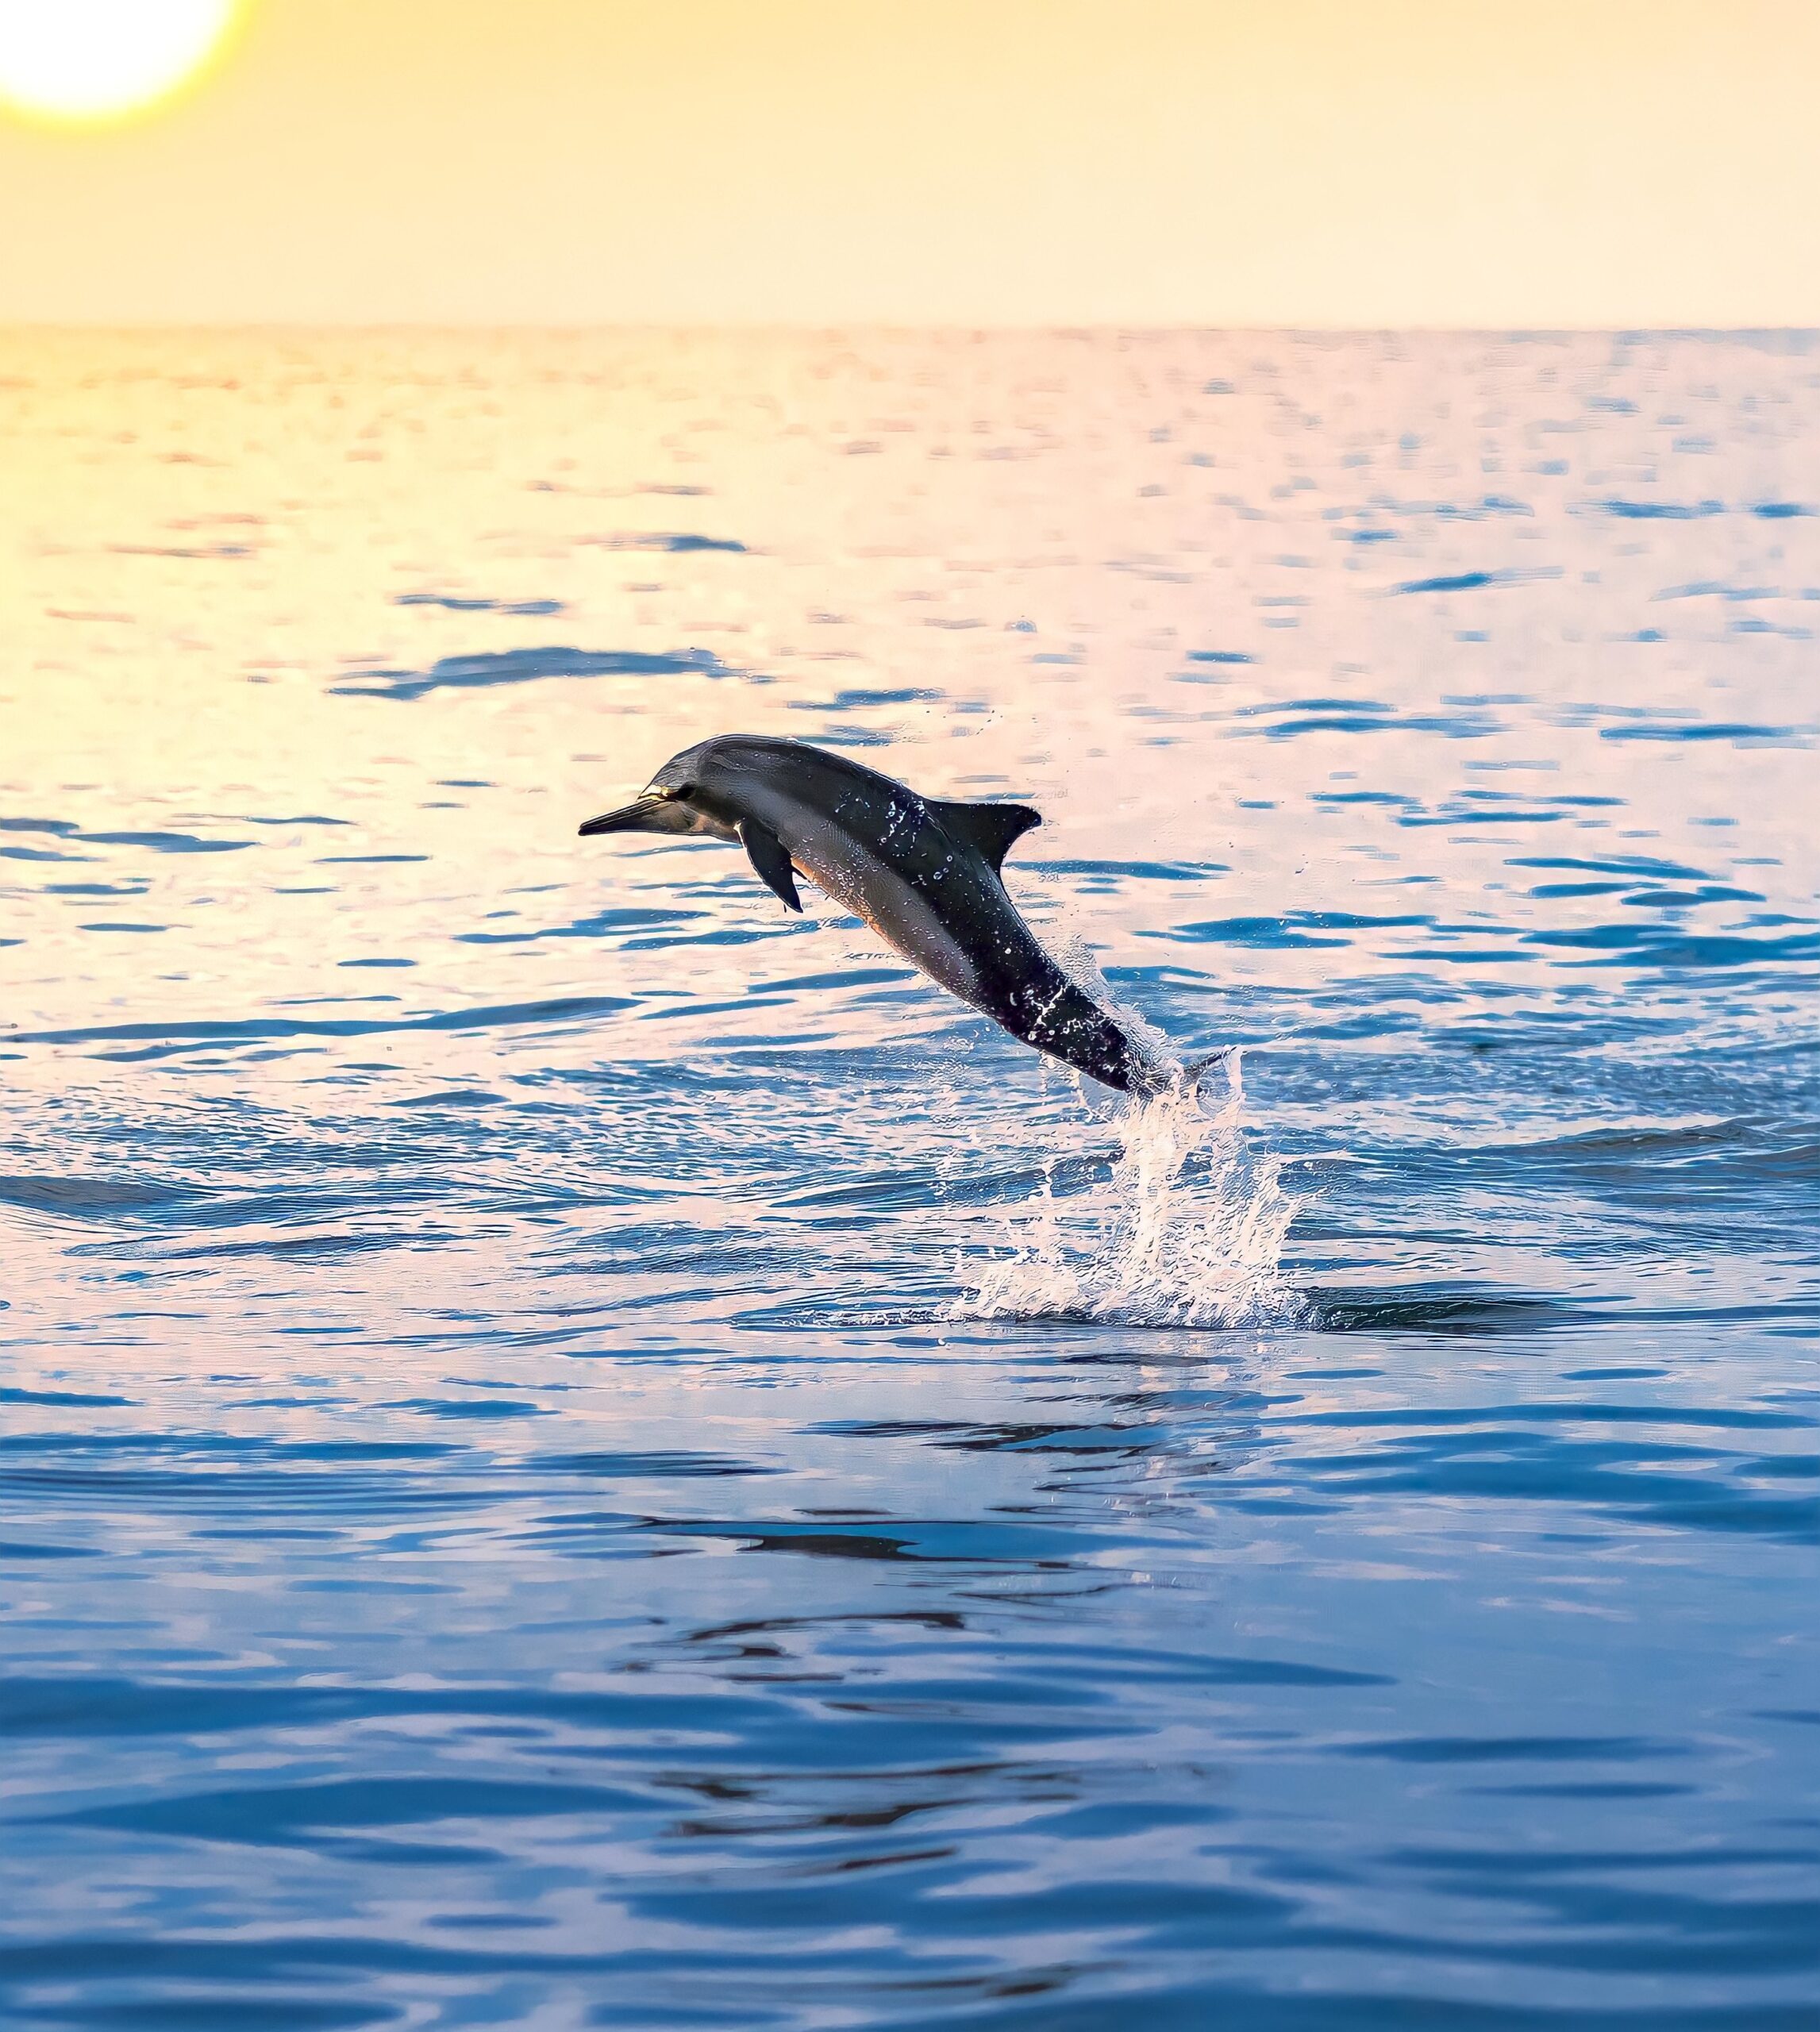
[578,795,668,837]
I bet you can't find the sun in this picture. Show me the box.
[0,0,247,128]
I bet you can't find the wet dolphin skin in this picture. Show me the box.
[579,733,1172,1092]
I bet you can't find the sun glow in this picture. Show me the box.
[0,0,244,127]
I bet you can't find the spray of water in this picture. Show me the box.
[952,1049,1306,1329]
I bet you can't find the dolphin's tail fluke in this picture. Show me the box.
[1124,1045,1237,1104]
[1178,1045,1240,1108]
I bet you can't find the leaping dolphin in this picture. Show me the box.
[579,733,1197,1095]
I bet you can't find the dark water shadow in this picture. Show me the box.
[1306,1286,1611,1335]
[330,646,731,702]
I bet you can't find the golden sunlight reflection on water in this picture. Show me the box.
[5,329,1815,1073]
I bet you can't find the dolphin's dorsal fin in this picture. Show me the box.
[930,799,1041,873]
[739,818,802,913]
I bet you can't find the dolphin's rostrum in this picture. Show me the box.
[579,734,1191,1095]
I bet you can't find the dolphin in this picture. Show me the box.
[579,734,1200,1096]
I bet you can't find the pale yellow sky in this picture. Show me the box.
[2,0,1818,325]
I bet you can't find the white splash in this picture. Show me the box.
[952,1050,1305,1329]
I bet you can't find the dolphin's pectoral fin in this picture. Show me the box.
[739,818,802,913]
[929,799,1042,873]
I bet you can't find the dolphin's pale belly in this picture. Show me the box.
[788,818,992,1010]
[776,799,1158,1092]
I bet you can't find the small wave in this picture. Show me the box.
[952,1054,1304,1330]
[394,592,564,614]
[0,1174,193,1218]
[1590,498,1723,520]
[1392,566,1563,595]
[7,993,633,1059]
[582,532,748,554]
[1599,719,1808,745]
[331,645,730,702]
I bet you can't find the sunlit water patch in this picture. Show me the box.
[2,329,1818,2030]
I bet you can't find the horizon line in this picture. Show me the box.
[5,321,1819,340]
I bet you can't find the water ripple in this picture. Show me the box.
[4,329,1818,2031]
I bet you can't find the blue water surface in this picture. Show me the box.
[2,330,1818,2029]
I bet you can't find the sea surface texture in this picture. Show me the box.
[2,331,1818,2030]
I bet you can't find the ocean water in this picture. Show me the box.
[2,329,1817,2030]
